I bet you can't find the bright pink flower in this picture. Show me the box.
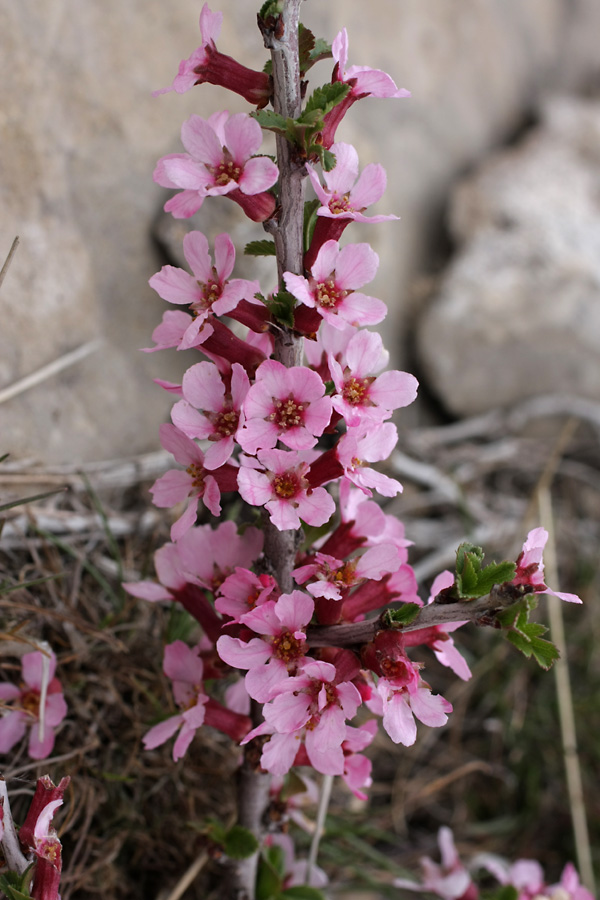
[217,591,314,702]
[284,240,386,331]
[154,3,271,106]
[293,544,400,601]
[329,329,418,425]
[0,651,67,760]
[215,568,278,623]
[244,659,361,776]
[172,361,250,468]
[239,360,332,454]
[238,449,336,531]
[394,827,477,900]
[154,111,278,221]
[341,720,377,799]
[513,527,582,603]
[321,28,410,147]
[149,424,238,539]
[149,231,259,350]
[304,143,397,268]
[336,422,402,497]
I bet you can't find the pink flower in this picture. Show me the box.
[336,422,403,497]
[513,527,582,603]
[549,863,594,900]
[142,309,209,353]
[154,3,271,106]
[150,423,239,538]
[284,240,387,330]
[148,231,259,350]
[176,520,264,593]
[154,111,278,221]
[0,650,67,760]
[293,544,400,601]
[376,673,452,747]
[238,449,336,531]
[217,591,314,702]
[304,143,397,269]
[215,568,278,623]
[238,360,332,454]
[243,659,362,775]
[321,28,410,147]
[341,720,377,800]
[394,827,477,900]
[19,775,70,900]
[329,329,418,426]
[172,361,250,468]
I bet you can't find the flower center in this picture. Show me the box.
[20,690,40,718]
[343,377,369,406]
[380,657,411,682]
[211,160,242,186]
[272,472,301,499]
[328,193,351,215]
[195,277,222,312]
[186,463,206,491]
[269,396,304,430]
[272,630,305,663]
[212,409,239,437]
[315,279,347,309]
[332,560,358,586]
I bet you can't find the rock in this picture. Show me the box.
[416,96,600,416]
[3,1,600,462]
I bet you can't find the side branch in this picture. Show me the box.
[306,585,525,648]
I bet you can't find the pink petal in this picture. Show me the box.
[371,370,418,410]
[171,400,212,440]
[159,422,203,465]
[143,714,183,750]
[348,163,387,208]
[149,266,202,306]
[265,692,311,733]
[305,730,345,774]
[183,231,212,281]
[23,651,56,689]
[161,156,210,190]
[382,692,417,746]
[312,240,341,282]
[238,465,272,506]
[164,189,204,219]
[275,590,314,631]
[296,489,336,527]
[261,731,301,775]
[181,114,223,165]
[164,641,204,684]
[28,724,57,760]
[182,361,225,412]
[216,635,272,670]
[224,113,262,163]
[199,3,223,44]
[170,498,199,541]
[150,469,191,508]
[239,156,279,194]
[0,711,27,753]
[283,272,315,307]
[331,28,348,72]
[336,243,379,290]
[246,658,289,703]
[410,687,451,728]
[44,692,67,728]
[322,142,359,194]
[213,232,236,282]
[0,683,21,701]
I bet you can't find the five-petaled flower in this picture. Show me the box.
[0,650,67,760]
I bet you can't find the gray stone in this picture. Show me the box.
[3,1,600,461]
[417,96,600,416]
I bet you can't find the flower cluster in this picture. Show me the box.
[133,0,582,815]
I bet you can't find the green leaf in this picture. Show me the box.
[303,199,320,254]
[454,543,516,600]
[258,0,283,19]
[252,109,289,136]
[300,82,350,122]
[0,452,10,464]
[298,25,332,76]
[0,487,67,513]
[224,825,259,860]
[492,886,519,900]
[308,145,336,172]
[383,603,422,626]
[475,560,516,596]
[264,290,296,328]
[245,239,277,258]
[0,866,35,900]
[256,848,284,900]
[280,887,327,900]
[309,38,332,67]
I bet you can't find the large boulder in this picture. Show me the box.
[416,96,600,416]
[2,1,600,461]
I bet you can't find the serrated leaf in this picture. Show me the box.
[245,240,276,257]
[265,290,296,328]
[456,552,479,598]
[301,82,350,121]
[224,825,259,860]
[252,109,288,135]
[308,145,337,172]
[309,38,332,65]
[280,887,327,900]
[384,603,422,626]
[0,865,35,900]
[475,560,516,596]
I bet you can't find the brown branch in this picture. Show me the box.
[306,584,526,649]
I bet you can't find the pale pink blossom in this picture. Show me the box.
[336,422,402,497]
[154,111,278,220]
[513,527,582,603]
[149,231,259,350]
[321,28,410,147]
[329,329,418,425]
[215,568,278,623]
[149,424,238,539]
[376,675,452,746]
[341,720,377,799]
[154,3,271,105]
[217,591,314,702]
[0,651,67,760]
[238,360,332,454]
[284,240,387,330]
[172,361,250,468]
[142,309,210,353]
[176,520,264,593]
[238,448,336,531]
[394,827,476,900]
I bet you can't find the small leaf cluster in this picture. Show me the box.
[453,543,516,600]
[0,866,34,900]
[496,596,559,671]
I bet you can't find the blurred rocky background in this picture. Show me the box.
[2,0,600,463]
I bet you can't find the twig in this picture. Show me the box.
[538,488,595,895]
[0,340,102,406]
[158,850,209,900]
[0,237,20,292]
